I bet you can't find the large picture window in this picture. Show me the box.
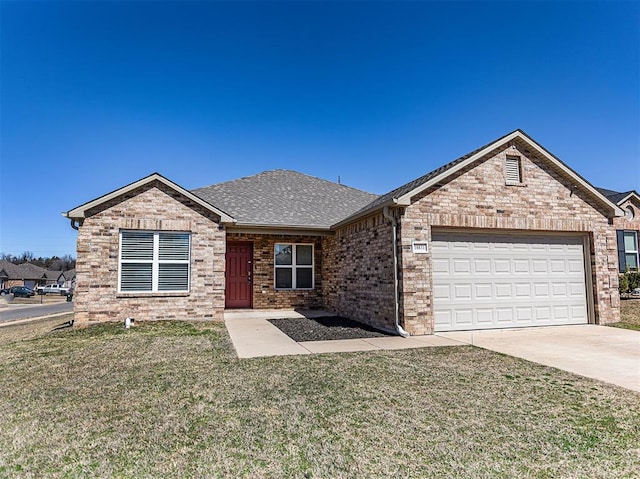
[119,231,191,292]
[274,243,313,289]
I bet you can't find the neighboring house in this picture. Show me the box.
[595,188,640,272]
[65,130,629,334]
[0,261,25,289]
[0,260,66,290]
[61,269,76,290]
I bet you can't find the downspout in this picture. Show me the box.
[383,205,410,337]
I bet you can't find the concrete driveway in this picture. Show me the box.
[437,325,640,392]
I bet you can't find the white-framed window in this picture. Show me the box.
[119,231,191,292]
[620,230,639,271]
[274,243,313,289]
[505,156,523,184]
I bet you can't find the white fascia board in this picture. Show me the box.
[395,131,520,205]
[64,173,236,223]
[617,191,640,206]
[395,131,624,217]
[229,225,333,236]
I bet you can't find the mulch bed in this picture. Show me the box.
[268,316,393,342]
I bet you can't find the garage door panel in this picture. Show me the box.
[515,307,533,321]
[532,260,548,273]
[433,284,451,301]
[432,258,450,273]
[494,259,511,274]
[533,282,550,298]
[514,283,531,298]
[475,283,492,299]
[453,259,471,274]
[473,259,491,274]
[495,283,512,299]
[455,310,473,325]
[568,259,583,273]
[496,308,513,322]
[432,231,588,331]
[550,260,566,273]
[513,259,530,273]
[453,284,472,300]
[552,283,568,296]
[569,282,585,296]
[476,309,494,324]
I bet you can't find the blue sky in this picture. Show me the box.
[1,0,638,257]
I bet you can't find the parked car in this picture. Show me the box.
[0,286,35,297]
[35,284,71,295]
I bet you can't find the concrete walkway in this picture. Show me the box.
[438,325,640,392]
[224,310,460,358]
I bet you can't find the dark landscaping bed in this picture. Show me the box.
[268,316,393,342]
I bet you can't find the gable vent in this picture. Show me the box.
[506,157,522,184]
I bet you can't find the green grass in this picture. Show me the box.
[1,319,639,478]
[610,298,640,331]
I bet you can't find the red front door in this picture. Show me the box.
[225,242,253,308]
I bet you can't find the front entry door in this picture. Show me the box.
[225,242,253,308]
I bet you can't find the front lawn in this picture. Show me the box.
[611,298,640,331]
[0,319,639,478]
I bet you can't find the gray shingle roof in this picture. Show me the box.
[595,187,637,205]
[192,170,379,228]
[0,261,50,280]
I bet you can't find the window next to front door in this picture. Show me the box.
[617,230,639,272]
[274,243,314,289]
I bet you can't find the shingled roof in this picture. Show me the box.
[192,170,379,229]
[595,187,638,205]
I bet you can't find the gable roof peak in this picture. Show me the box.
[335,129,623,227]
[65,172,235,223]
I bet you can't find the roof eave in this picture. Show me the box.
[393,130,624,217]
[64,173,236,224]
[231,222,332,231]
[616,191,640,207]
[331,197,403,229]
[228,223,334,236]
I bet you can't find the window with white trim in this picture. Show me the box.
[505,156,523,184]
[274,243,313,289]
[621,231,639,271]
[119,231,191,292]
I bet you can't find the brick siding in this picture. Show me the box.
[74,181,226,324]
[397,140,620,334]
[323,213,396,332]
[225,232,324,309]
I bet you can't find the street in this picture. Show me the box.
[0,301,73,322]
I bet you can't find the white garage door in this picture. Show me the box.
[432,231,589,332]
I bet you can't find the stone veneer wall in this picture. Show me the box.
[225,232,324,309]
[397,140,620,334]
[74,181,226,324]
[322,213,397,332]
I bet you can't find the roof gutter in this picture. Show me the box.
[383,205,410,338]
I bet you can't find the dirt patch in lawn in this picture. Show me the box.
[268,316,394,341]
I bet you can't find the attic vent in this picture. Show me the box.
[505,157,522,184]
